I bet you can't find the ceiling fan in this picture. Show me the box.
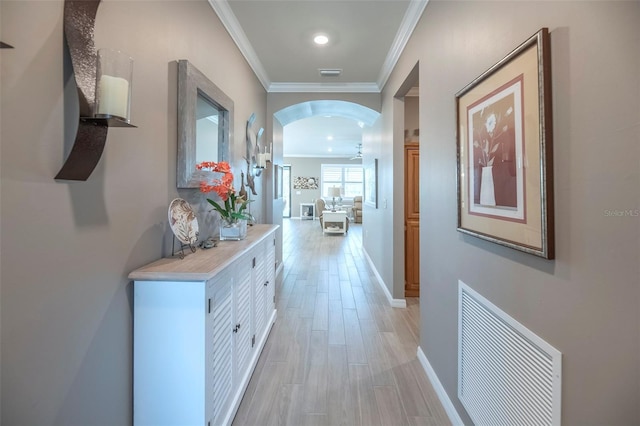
[350,144,363,160]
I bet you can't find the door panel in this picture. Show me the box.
[253,244,267,339]
[234,257,253,383]
[405,144,420,297]
[207,273,233,423]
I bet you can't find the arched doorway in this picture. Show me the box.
[273,99,380,223]
[267,99,380,285]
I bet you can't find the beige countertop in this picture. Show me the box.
[128,224,278,282]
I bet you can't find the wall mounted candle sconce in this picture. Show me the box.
[55,0,136,181]
[243,113,258,195]
[242,113,272,196]
[254,128,272,170]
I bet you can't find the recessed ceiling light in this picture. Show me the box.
[328,147,333,152]
[327,135,333,141]
[314,34,329,45]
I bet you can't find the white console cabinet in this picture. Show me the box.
[130,225,278,426]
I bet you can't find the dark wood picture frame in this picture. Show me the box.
[456,28,554,259]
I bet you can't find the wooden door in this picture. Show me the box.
[405,143,420,297]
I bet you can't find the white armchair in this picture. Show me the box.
[352,196,363,223]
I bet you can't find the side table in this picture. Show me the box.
[300,203,315,220]
[322,210,347,234]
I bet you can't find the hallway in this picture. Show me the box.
[233,219,451,425]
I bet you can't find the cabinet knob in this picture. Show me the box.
[264,280,269,287]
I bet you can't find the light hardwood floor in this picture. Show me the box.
[232,219,451,426]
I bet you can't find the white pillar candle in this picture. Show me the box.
[96,74,130,120]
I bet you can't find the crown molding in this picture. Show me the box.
[377,0,429,91]
[268,82,380,93]
[207,0,271,91]
[283,153,363,159]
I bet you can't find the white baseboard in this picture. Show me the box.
[416,346,465,426]
[362,248,406,308]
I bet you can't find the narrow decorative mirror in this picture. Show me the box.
[177,60,233,188]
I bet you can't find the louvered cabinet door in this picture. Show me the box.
[234,256,254,385]
[252,244,267,341]
[265,236,276,313]
[206,272,234,426]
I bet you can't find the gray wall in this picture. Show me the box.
[0,1,267,423]
[376,1,639,424]
[3,1,639,424]
[404,96,419,141]
[267,118,284,273]
[284,156,362,218]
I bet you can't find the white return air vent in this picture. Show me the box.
[458,281,562,425]
[319,68,342,77]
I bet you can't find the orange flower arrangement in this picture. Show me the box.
[196,161,254,223]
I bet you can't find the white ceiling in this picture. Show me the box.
[209,0,426,156]
[283,115,364,158]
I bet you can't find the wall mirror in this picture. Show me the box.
[177,59,233,188]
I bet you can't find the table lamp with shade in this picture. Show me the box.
[329,187,341,211]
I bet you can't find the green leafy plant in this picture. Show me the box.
[196,161,254,223]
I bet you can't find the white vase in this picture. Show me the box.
[219,219,247,241]
[480,166,496,206]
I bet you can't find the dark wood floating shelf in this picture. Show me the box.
[81,116,137,128]
[0,41,14,49]
[55,117,138,181]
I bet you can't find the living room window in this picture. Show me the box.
[321,164,363,198]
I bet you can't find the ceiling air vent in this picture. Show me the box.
[319,69,342,77]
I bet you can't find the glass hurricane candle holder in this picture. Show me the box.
[94,48,133,122]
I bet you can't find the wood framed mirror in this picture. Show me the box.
[177,60,233,188]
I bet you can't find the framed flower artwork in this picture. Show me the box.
[456,28,554,259]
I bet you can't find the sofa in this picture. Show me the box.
[352,196,363,223]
